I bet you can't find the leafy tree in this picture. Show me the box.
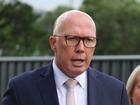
[0,1,42,56]
[1,0,140,56]
[81,0,140,54]
[0,1,73,56]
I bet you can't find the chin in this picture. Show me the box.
[74,68,86,75]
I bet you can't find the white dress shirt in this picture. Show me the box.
[52,59,87,105]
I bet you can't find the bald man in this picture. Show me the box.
[2,10,129,105]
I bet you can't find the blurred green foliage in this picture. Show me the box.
[81,0,140,55]
[0,0,140,56]
[0,1,44,56]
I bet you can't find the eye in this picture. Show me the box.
[85,37,94,42]
[66,36,79,41]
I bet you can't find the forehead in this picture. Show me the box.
[136,74,140,81]
[63,23,96,37]
[135,73,140,84]
[54,11,96,37]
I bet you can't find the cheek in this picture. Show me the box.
[132,86,140,103]
[59,47,74,57]
[86,48,95,58]
[133,90,140,98]
[56,45,74,63]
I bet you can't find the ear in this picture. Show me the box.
[49,35,56,51]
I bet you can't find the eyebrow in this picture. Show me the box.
[64,35,96,38]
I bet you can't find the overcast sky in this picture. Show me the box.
[20,0,83,11]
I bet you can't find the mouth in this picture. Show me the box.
[71,59,85,67]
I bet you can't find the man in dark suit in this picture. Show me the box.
[2,10,129,105]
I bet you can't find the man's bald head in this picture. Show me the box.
[53,10,96,36]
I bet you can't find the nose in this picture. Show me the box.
[75,40,85,53]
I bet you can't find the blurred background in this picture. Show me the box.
[0,0,140,98]
[0,0,140,56]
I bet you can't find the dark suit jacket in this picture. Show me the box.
[2,62,129,105]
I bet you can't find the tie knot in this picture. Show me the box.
[65,78,77,89]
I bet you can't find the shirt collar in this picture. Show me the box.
[75,71,87,89]
[53,58,87,89]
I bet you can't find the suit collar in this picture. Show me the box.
[37,63,59,105]
[37,63,104,105]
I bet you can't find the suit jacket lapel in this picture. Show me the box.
[36,64,104,105]
[37,63,59,105]
[87,68,103,105]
